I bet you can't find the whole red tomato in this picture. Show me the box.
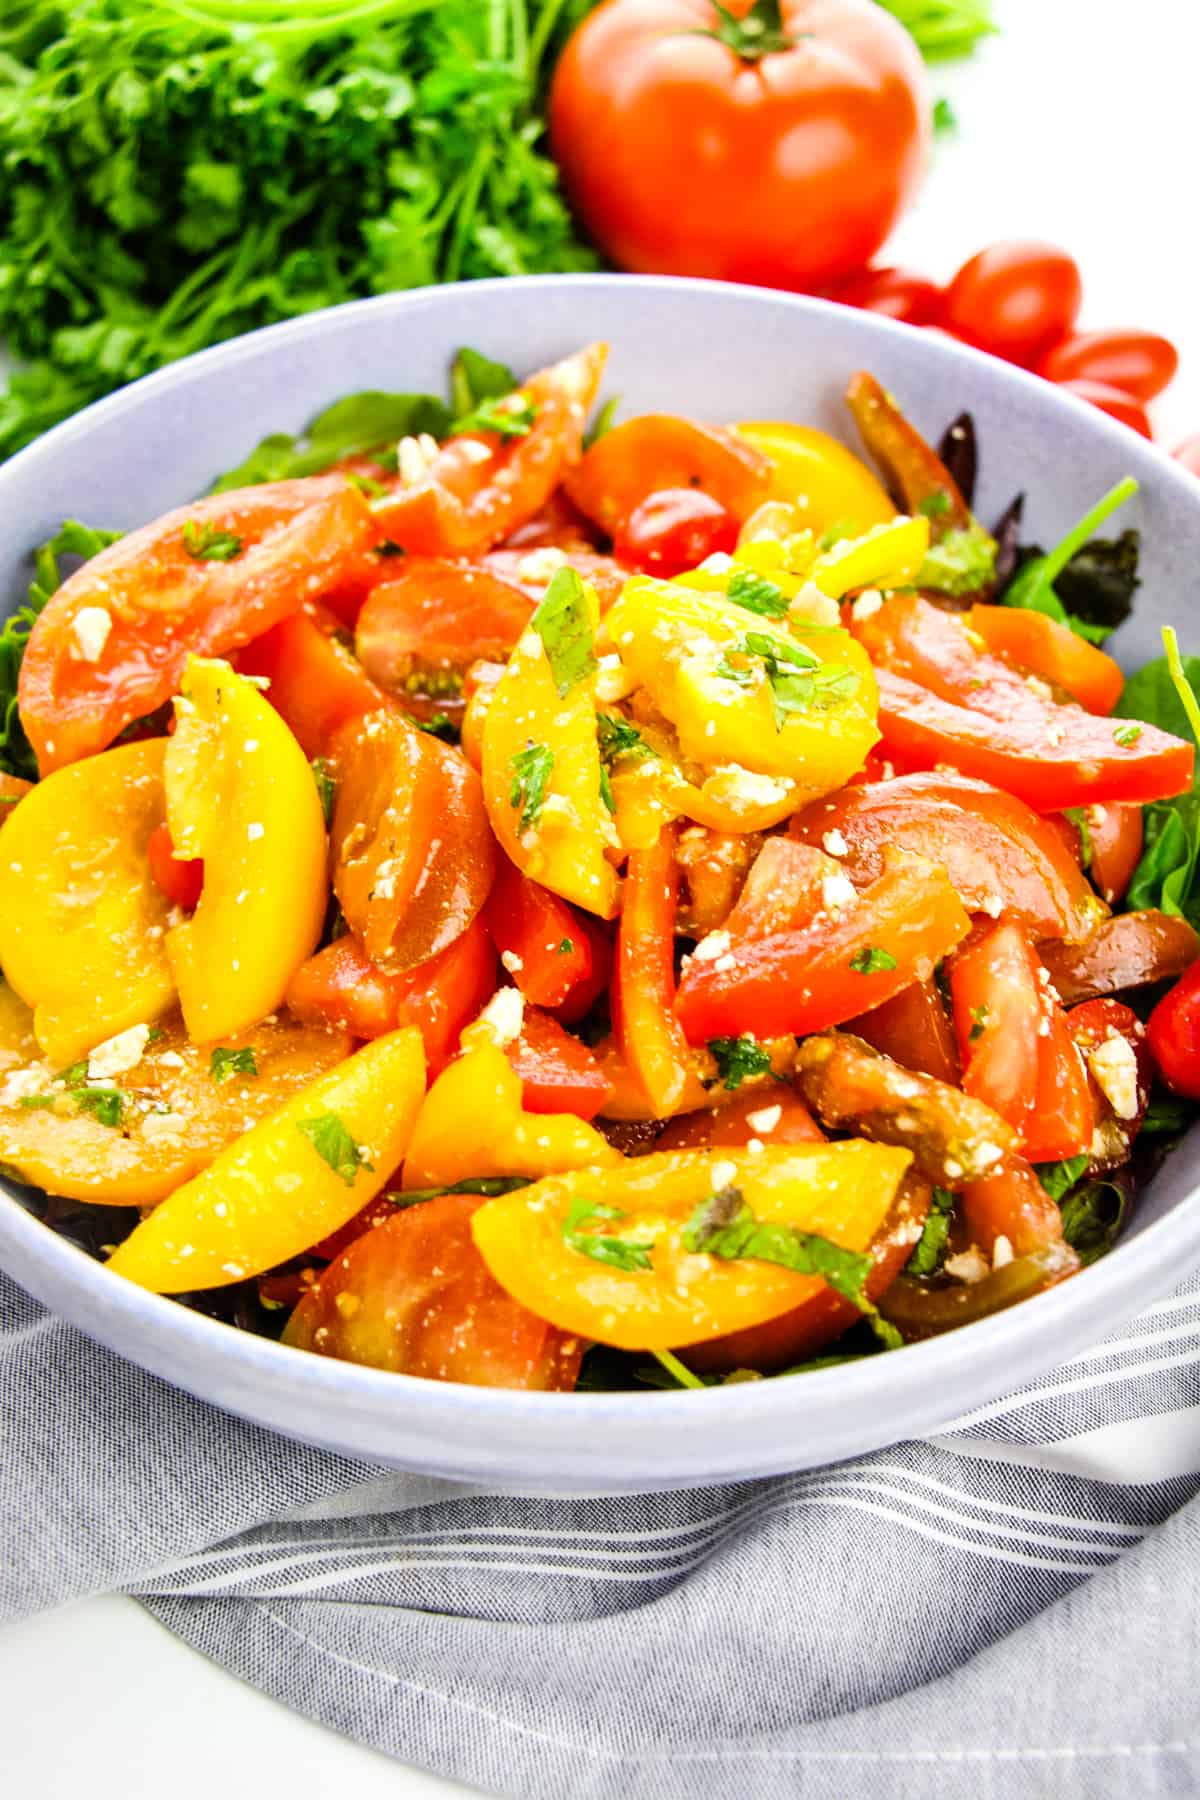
[828,264,943,324]
[550,0,930,290]
[1040,329,1179,402]
[942,241,1083,365]
[1057,378,1152,438]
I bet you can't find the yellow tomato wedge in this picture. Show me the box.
[166,656,327,1040]
[0,981,38,1074]
[808,514,929,599]
[107,1027,426,1292]
[606,577,879,791]
[0,1013,351,1206]
[480,571,618,918]
[471,1142,913,1351]
[0,739,175,1063]
[402,1031,620,1189]
[733,422,895,536]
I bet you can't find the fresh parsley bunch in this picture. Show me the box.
[0,0,598,460]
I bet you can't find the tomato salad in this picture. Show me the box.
[1,343,1198,1394]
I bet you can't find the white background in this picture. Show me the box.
[3,2,1198,1794]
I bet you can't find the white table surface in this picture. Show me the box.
[3,2,1198,1793]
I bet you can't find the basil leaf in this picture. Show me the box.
[449,346,516,415]
[905,1186,955,1277]
[212,391,452,491]
[297,1112,373,1187]
[508,743,554,833]
[727,567,790,619]
[181,520,243,562]
[561,1197,655,1273]
[1035,1154,1089,1203]
[596,714,651,766]
[209,1047,258,1083]
[707,1034,771,1091]
[1060,1176,1130,1267]
[532,566,596,696]
[683,1185,882,1317]
[849,945,898,975]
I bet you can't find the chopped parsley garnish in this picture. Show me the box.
[726,567,790,619]
[210,1047,258,1083]
[346,471,386,500]
[1113,723,1142,748]
[417,712,458,743]
[181,519,244,562]
[558,937,575,956]
[75,1087,126,1128]
[531,566,595,696]
[596,713,651,766]
[297,1112,373,1187]
[716,630,858,731]
[508,743,554,833]
[918,490,951,518]
[311,757,336,827]
[599,765,616,814]
[561,1197,655,1272]
[1064,806,1093,869]
[905,1186,955,1277]
[708,1034,772,1090]
[968,1004,991,1042]
[915,522,997,597]
[453,394,537,439]
[849,945,898,975]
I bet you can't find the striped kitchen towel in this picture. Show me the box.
[2,1263,1199,1798]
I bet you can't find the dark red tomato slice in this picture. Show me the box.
[1039,329,1179,402]
[848,978,959,1086]
[484,857,608,1019]
[1081,802,1144,907]
[237,606,394,758]
[828,265,942,325]
[354,558,534,697]
[656,1085,825,1152]
[1068,997,1152,1169]
[1057,379,1152,438]
[19,478,382,774]
[329,709,497,975]
[950,920,1042,1139]
[1040,911,1200,1006]
[613,488,739,577]
[285,916,496,1073]
[1147,961,1200,1100]
[942,241,1082,365]
[792,770,1101,943]
[676,847,971,1045]
[369,344,607,558]
[505,1006,611,1119]
[147,821,204,912]
[960,1156,1067,1257]
[685,1172,931,1375]
[1022,997,1094,1164]
[283,1194,582,1389]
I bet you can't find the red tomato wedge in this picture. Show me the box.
[960,1157,1069,1258]
[19,478,382,774]
[563,415,772,536]
[874,668,1192,809]
[1084,803,1144,907]
[355,558,535,695]
[793,771,1101,942]
[484,858,609,1020]
[505,1006,611,1119]
[950,921,1042,1139]
[656,1085,825,1152]
[284,1194,582,1390]
[329,710,497,975]
[968,604,1124,715]
[238,606,394,758]
[1022,997,1095,1163]
[147,821,204,912]
[676,847,971,1045]
[369,345,607,557]
[722,837,836,939]
[612,823,708,1117]
[285,916,496,1072]
[848,978,959,1086]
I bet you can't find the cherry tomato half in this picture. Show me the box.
[1147,960,1200,1099]
[828,265,943,325]
[1039,329,1178,402]
[942,241,1083,366]
[1057,379,1153,439]
[613,488,739,577]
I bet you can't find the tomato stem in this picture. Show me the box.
[705,0,795,61]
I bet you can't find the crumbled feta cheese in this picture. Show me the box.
[691,929,732,963]
[246,821,265,842]
[243,739,259,754]
[821,872,858,915]
[516,546,569,585]
[700,552,734,574]
[1087,1033,1140,1120]
[156,1050,185,1069]
[370,858,399,902]
[789,581,840,627]
[715,768,791,810]
[746,1103,782,1134]
[0,1065,52,1106]
[822,829,850,858]
[851,589,883,621]
[710,1159,738,1192]
[1025,674,1055,702]
[141,1109,187,1141]
[978,892,1004,918]
[974,1142,1004,1170]
[992,1234,1014,1270]
[87,1024,151,1082]
[475,986,525,1048]
[397,434,434,486]
[944,1249,989,1285]
[71,606,112,663]
[595,653,635,703]
[712,953,738,973]
[500,950,524,975]
[746,1138,764,1154]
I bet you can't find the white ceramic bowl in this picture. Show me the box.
[1,274,1198,1492]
